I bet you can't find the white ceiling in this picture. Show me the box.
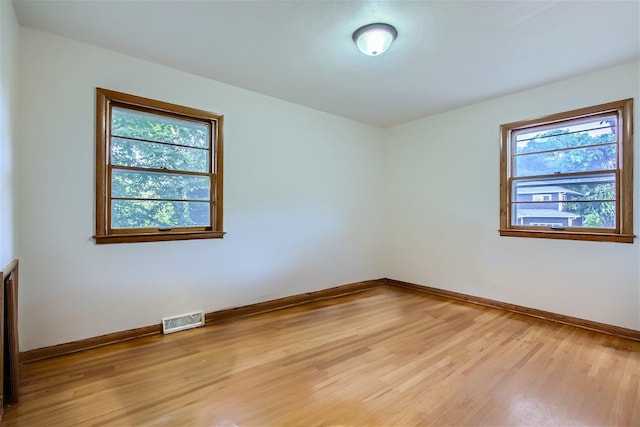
[12,0,640,127]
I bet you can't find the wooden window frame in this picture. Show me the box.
[94,88,224,244]
[499,99,634,243]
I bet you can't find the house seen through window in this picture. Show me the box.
[500,99,634,243]
[94,88,224,244]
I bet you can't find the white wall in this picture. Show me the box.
[0,0,19,268]
[16,28,385,351]
[14,25,640,351]
[385,61,640,330]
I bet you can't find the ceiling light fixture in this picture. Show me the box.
[352,23,398,56]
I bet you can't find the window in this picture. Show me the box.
[95,88,224,244]
[499,99,634,243]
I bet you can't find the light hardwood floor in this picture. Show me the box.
[2,286,639,426]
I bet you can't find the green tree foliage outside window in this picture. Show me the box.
[110,107,212,229]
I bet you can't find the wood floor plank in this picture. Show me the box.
[2,286,639,426]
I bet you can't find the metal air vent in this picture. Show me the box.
[162,310,204,334]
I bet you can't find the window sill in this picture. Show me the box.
[498,229,635,243]
[94,231,226,244]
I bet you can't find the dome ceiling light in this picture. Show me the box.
[352,23,398,56]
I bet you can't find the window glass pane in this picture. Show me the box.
[112,170,210,201]
[513,145,616,177]
[111,200,210,229]
[512,174,616,229]
[112,107,209,148]
[111,138,209,172]
[514,115,617,155]
[512,201,615,229]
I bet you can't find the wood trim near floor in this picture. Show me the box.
[386,279,640,342]
[20,279,384,363]
[205,279,383,324]
[20,276,639,363]
[19,324,163,364]
[0,268,3,422]
[3,260,20,405]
